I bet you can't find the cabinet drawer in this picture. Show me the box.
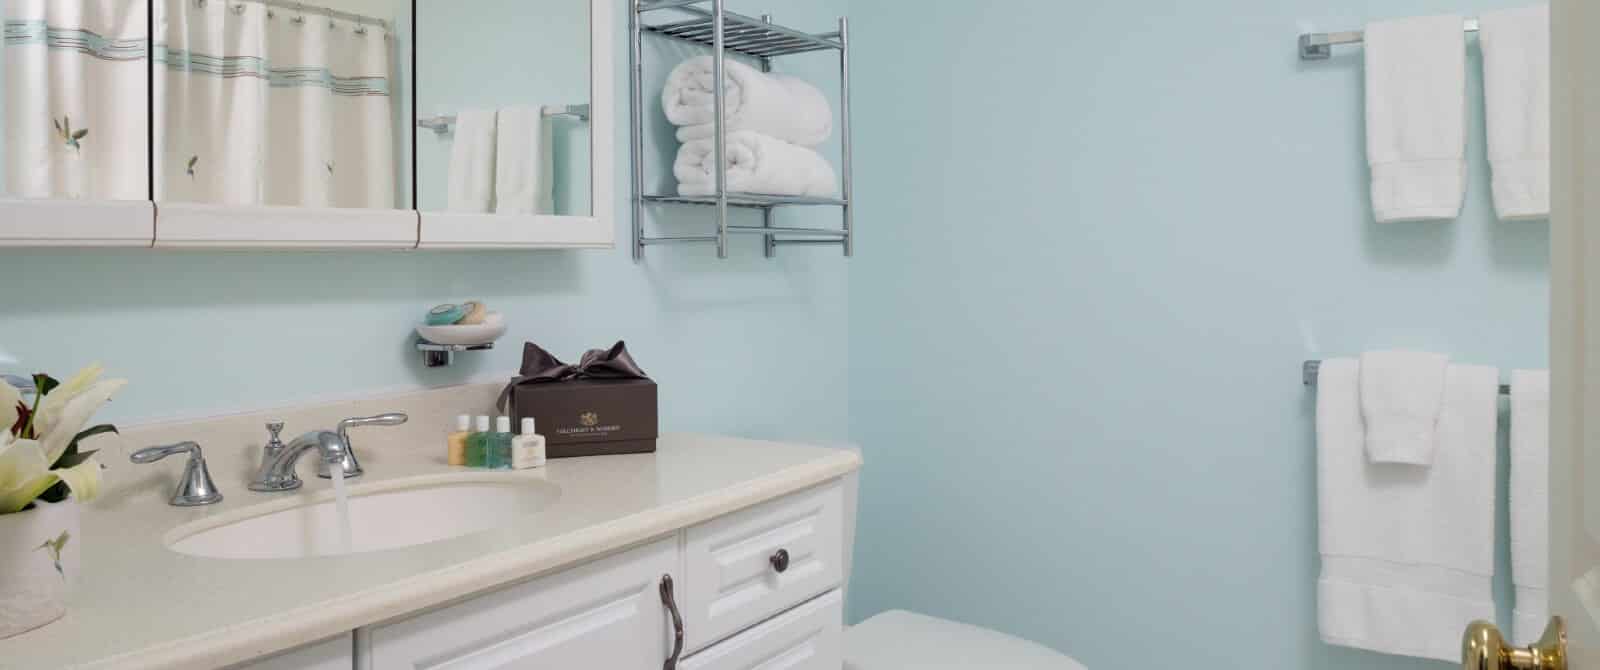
[680,590,843,670]
[367,537,677,669]
[683,481,844,652]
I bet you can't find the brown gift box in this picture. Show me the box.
[498,341,658,458]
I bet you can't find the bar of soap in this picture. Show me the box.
[457,301,488,325]
[426,303,467,325]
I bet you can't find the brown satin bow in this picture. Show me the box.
[497,341,650,410]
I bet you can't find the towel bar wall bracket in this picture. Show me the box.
[629,1,853,262]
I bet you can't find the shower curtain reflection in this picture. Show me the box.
[154,0,396,208]
[3,0,150,201]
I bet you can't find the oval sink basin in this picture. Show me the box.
[167,477,561,560]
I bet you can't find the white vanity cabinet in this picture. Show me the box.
[354,481,846,670]
[365,536,677,669]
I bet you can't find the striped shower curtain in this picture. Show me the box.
[3,0,150,201]
[154,0,395,208]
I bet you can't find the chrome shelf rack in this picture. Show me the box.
[630,0,852,260]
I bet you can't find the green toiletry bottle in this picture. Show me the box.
[465,415,491,467]
[490,416,514,470]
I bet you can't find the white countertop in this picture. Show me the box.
[0,431,860,669]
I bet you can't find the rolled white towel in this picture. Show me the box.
[674,131,837,197]
[662,55,832,147]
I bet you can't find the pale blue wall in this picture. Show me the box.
[0,0,851,449]
[846,1,1546,668]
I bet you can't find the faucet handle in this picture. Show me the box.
[338,413,408,432]
[265,420,285,445]
[319,412,409,480]
[130,441,223,507]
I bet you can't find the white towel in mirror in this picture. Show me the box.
[446,109,497,213]
[493,106,555,215]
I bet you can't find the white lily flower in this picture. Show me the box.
[0,437,103,513]
[38,378,126,465]
[33,363,103,437]
[0,378,18,436]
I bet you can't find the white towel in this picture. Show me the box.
[1364,15,1468,223]
[1360,351,1450,465]
[493,106,554,215]
[675,131,837,197]
[1479,5,1551,221]
[662,56,833,147]
[446,109,497,213]
[1317,358,1498,661]
[1511,369,1550,645]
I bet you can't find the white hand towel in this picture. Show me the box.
[1511,369,1550,644]
[1479,5,1551,221]
[446,109,496,213]
[674,131,838,197]
[662,55,833,147]
[1317,358,1498,662]
[1360,351,1450,465]
[493,106,554,215]
[1364,15,1468,223]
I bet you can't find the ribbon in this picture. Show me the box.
[498,341,650,410]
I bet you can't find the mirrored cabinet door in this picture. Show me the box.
[152,0,411,209]
[414,0,613,250]
[2,0,153,246]
[416,0,591,217]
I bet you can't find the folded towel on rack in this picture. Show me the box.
[1511,369,1550,645]
[662,55,833,147]
[1317,358,1498,662]
[1364,14,1468,223]
[1360,351,1450,465]
[494,106,554,215]
[1480,5,1550,221]
[447,109,497,213]
[674,131,838,197]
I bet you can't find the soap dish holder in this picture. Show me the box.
[417,340,494,368]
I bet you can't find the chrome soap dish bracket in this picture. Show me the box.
[416,341,495,368]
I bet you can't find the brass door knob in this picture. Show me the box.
[1462,616,1566,670]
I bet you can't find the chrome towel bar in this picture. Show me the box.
[1302,359,1513,395]
[1299,17,1480,60]
[416,104,591,134]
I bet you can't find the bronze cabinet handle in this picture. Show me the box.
[659,575,684,670]
[770,548,790,573]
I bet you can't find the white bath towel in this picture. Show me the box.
[1364,15,1468,223]
[675,131,837,197]
[1479,5,1551,221]
[1360,351,1450,465]
[1317,358,1497,662]
[446,109,497,213]
[1511,369,1550,645]
[494,106,554,215]
[662,55,832,147]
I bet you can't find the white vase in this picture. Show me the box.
[0,497,81,639]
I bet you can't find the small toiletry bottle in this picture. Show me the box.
[465,415,491,467]
[512,418,547,469]
[490,416,514,470]
[447,414,471,466]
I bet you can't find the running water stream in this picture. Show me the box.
[330,462,353,554]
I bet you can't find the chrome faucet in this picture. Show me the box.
[249,429,349,492]
[247,413,407,492]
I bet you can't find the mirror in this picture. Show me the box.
[415,0,592,217]
[152,0,412,209]
[2,0,152,202]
